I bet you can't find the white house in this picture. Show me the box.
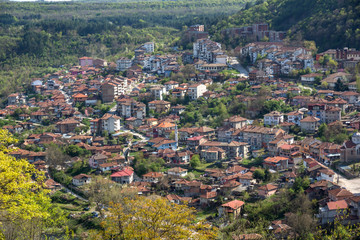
[318,168,335,182]
[167,167,188,178]
[150,86,167,100]
[287,110,304,126]
[72,174,91,186]
[110,168,134,184]
[264,111,284,126]
[143,42,155,53]
[301,73,322,84]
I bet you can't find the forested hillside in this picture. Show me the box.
[0,0,250,99]
[211,0,360,51]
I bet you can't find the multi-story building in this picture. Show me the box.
[142,42,155,53]
[188,84,207,100]
[287,110,304,126]
[193,38,223,63]
[340,133,360,162]
[101,113,121,133]
[148,100,171,113]
[116,57,133,71]
[150,86,167,100]
[223,116,248,129]
[300,116,320,133]
[101,79,128,103]
[307,104,341,124]
[200,141,249,159]
[264,111,284,126]
[56,118,80,134]
[116,98,146,119]
[232,126,285,150]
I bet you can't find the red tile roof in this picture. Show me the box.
[111,169,133,177]
[221,200,245,209]
[327,200,348,210]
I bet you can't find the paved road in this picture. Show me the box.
[113,128,148,143]
[336,173,360,194]
[228,57,249,77]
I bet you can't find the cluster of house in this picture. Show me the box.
[316,47,360,69]
[193,38,228,72]
[3,23,360,237]
[240,42,314,76]
[115,42,183,76]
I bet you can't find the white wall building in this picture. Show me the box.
[264,111,284,126]
[101,113,121,133]
[188,84,207,100]
[116,57,133,71]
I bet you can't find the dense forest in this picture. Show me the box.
[211,0,360,51]
[0,0,250,99]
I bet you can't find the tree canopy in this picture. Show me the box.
[95,196,217,240]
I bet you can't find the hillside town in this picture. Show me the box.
[3,23,360,238]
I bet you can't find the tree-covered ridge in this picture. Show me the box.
[0,0,251,99]
[211,0,360,51]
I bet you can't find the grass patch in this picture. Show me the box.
[194,162,214,171]
[196,208,217,221]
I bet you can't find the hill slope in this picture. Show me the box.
[211,0,360,51]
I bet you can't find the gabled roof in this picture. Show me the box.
[221,200,245,209]
[300,116,320,123]
[327,200,348,210]
[264,156,289,163]
[168,167,187,173]
[143,172,164,178]
[73,174,91,180]
[111,169,134,177]
[258,184,277,191]
[328,188,353,198]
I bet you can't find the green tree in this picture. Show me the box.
[253,169,265,182]
[334,79,348,91]
[190,154,201,168]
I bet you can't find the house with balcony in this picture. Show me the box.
[286,110,304,126]
[264,111,284,126]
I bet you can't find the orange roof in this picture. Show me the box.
[327,200,348,210]
[73,93,88,98]
[221,200,245,209]
[264,156,289,163]
[258,184,277,191]
[156,121,175,128]
[143,172,164,178]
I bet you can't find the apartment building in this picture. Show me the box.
[101,78,128,103]
[148,100,171,113]
[232,125,285,150]
[188,84,207,100]
[116,57,133,71]
[101,113,121,133]
[264,111,284,126]
[116,98,146,119]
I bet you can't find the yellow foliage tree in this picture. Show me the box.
[0,129,64,239]
[94,196,217,240]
